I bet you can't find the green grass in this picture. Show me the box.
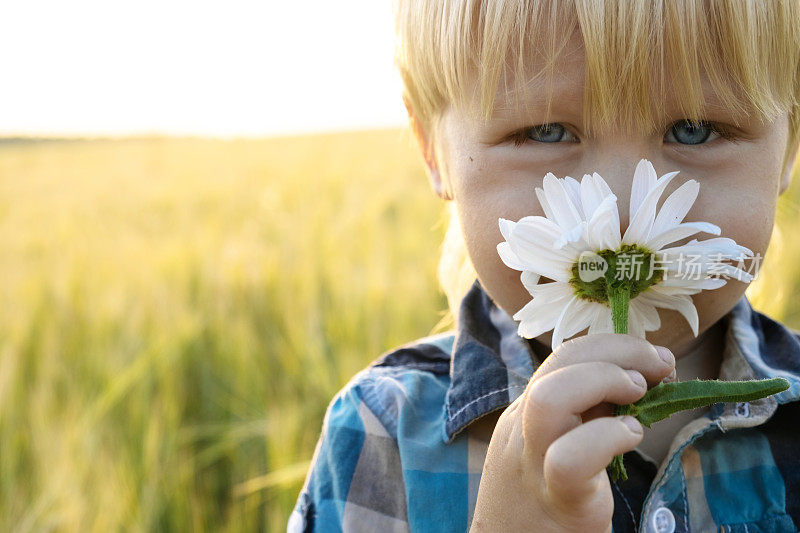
[0,131,797,531]
[0,132,449,532]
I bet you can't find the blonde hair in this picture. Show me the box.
[392,0,800,332]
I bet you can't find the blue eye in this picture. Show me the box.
[666,120,716,145]
[510,119,738,147]
[512,123,578,146]
[527,124,568,142]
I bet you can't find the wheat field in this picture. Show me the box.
[0,131,797,531]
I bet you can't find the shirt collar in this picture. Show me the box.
[442,278,800,443]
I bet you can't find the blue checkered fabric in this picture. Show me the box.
[288,278,800,532]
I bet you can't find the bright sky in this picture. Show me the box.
[0,0,408,137]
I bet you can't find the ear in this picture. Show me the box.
[779,142,799,196]
[404,95,453,201]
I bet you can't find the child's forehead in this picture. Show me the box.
[489,71,737,119]
[461,36,754,134]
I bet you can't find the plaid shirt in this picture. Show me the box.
[288,278,800,532]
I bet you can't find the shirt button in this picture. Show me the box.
[650,506,676,533]
[734,401,750,418]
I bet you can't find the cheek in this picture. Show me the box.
[682,182,776,321]
[692,186,777,259]
[454,163,545,261]
[451,163,549,310]
[453,154,533,204]
[457,206,537,320]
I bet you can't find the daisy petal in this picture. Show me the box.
[580,173,603,220]
[701,278,728,289]
[520,270,541,294]
[497,242,527,271]
[661,259,753,282]
[551,295,580,349]
[514,284,574,338]
[512,216,587,265]
[588,305,614,335]
[516,300,565,339]
[637,290,699,336]
[563,176,584,216]
[518,314,559,339]
[558,230,593,260]
[623,170,680,244]
[660,237,753,259]
[528,280,576,300]
[586,195,622,250]
[660,275,727,290]
[511,216,572,253]
[498,218,516,242]
[627,305,646,339]
[645,221,721,251]
[651,179,699,236]
[551,296,598,349]
[631,297,661,330]
[649,284,702,296]
[705,264,755,283]
[509,218,576,277]
[554,221,586,249]
[629,159,658,223]
[561,300,602,340]
[507,251,572,281]
[535,187,556,221]
[588,172,621,238]
[593,172,614,198]
[542,172,583,231]
[513,290,571,323]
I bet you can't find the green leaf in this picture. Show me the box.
[622,377,790,429]
[608,377,790,482]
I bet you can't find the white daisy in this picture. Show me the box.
[497,158,754,350]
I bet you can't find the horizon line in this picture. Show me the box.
[0,124,413,143]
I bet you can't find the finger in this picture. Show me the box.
[543,415,643,503]
[533,333,674,389]
[579,401,616,424]
[523,361,647,462]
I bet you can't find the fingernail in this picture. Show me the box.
[621,415,642,433]
[656,346,674,366]
[626,369,646,388]
[661,368,677,384]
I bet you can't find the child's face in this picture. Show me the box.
[427,31,795,354]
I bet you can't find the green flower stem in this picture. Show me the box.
[603,282,790,483]
[608,285,630,334]
[607,285,631,482]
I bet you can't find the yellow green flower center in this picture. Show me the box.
[569,243,664,304]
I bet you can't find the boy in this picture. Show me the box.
[290,1,800,531]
